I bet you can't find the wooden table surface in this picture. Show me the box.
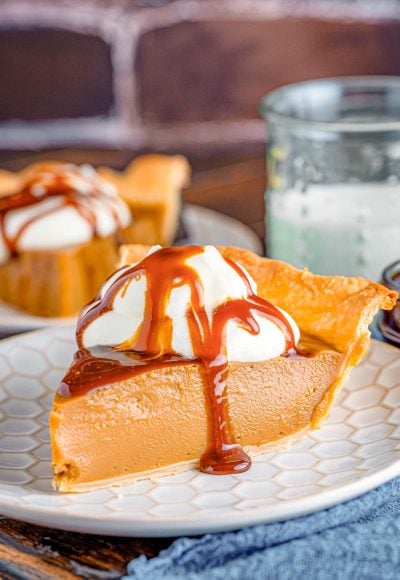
[0,152,266,579]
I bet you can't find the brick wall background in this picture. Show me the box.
[1,0,400,156]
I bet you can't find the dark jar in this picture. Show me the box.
[377,260,400,347]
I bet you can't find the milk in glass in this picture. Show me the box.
[267,183,400,280]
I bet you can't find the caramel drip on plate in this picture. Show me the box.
[58,348,189,398]
[0,165,123,256]
[64,246,296,475]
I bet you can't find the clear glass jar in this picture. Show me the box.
[260,77,400,280]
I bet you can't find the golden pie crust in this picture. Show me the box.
[50,246,397,491]
[0,169,19,197]
[99,154,191,246]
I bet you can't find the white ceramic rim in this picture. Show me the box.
[1,447,399,537]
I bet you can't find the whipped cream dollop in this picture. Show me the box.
[0,163,131,265]
[80,245,300,362]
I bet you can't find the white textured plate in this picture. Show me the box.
[0,204,262,335]
[0,327,399,536]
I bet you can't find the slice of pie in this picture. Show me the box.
[50,245,397,492]
[98,154,191,246]
[0,162,134,317]
[0,155,190,318]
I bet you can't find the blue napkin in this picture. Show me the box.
[125,477,400,579]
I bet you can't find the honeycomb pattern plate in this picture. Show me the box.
[0,204,262,335]
[0,326,399,537]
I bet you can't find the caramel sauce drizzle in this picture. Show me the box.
[62,246,296,475]
[0,165,124,257]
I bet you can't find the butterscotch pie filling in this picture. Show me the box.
[50,245,397,492]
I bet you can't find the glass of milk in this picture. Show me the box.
[260,77,400,280]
